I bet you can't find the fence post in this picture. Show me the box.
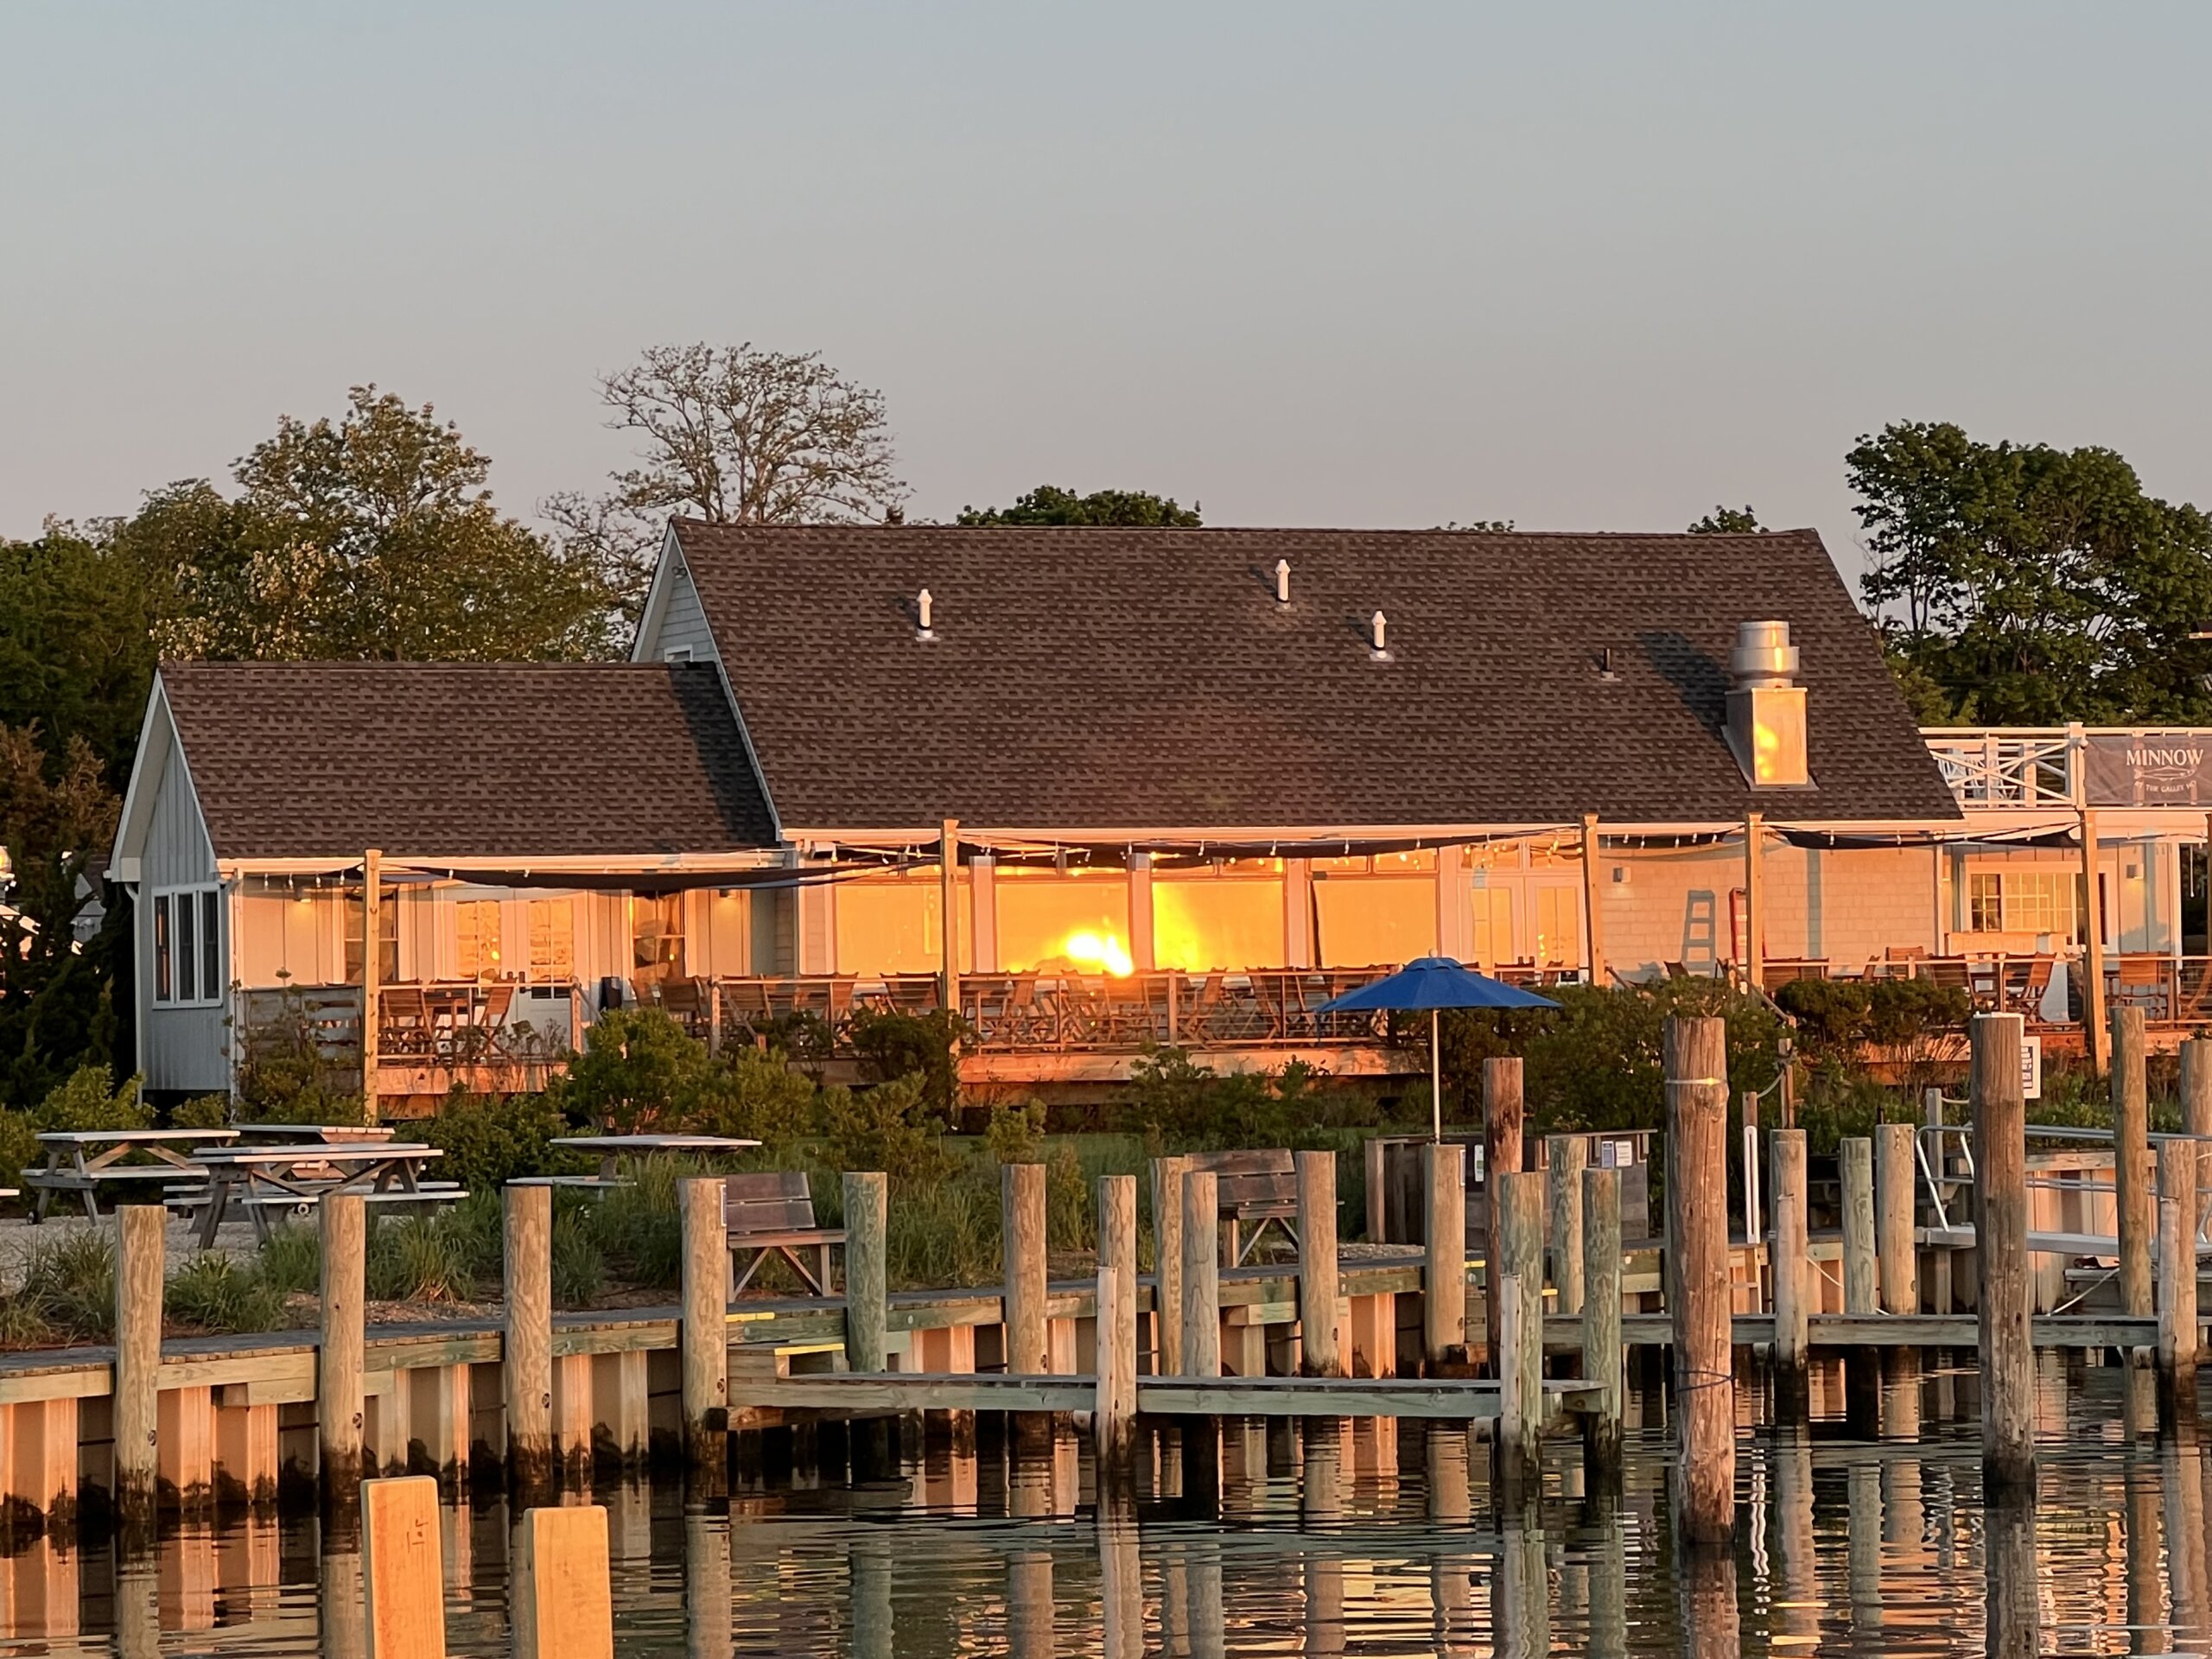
[842,1173,888,1374]
[1002,1163,1049,1376]
[504,1184,553,1493]
[114,1205,165,1535]
[1666,1015,1734,1546]
[1095,1175,1139,1472]
[1150,1156,1186,1377]
[1179,1170,1222,1376]
[1840,1137,1877,1316]
[1581,1165,1623,1478]
[1547,1135,1586,1318]
[1296,1150,1341,1376]
[1421,1141,1467,1372]
[1974,1012,2036,1495]
[677,1177,728,1481]
[1876,1122,1918,1315]
[321,1192,368,1508]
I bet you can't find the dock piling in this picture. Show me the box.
[321,1192,368,1506]
[362,1475,445,1659]
[2115,1004,2155,1328]
[1665,1014,1734,1545]
[1770,1128,1808,1381]
[2159,1140,2199,1408]
[677,1177,728,1480]
[1496,1166,1545,1491]
[1180,1170,1222,1377]
[2184,1038,2212,1141]
[1581,1164,1624,1477]
[842,1172,888,1374]
[1546,1135,1586,1318]
[1421,1140,1467,1372]
[1002,1162,1050,1376]
[1840,1137,1877,1316]
[1295,1150,1342,1376]
[514,1503,614,1659]
[504,1184,554,1493]
[113,1204,164,1532]
[1095,1174,1139,1471]
[1150,1156,1186,1376]
[1876,1122,1918,1315]
[1974,1011,2037,1494]
[1482,1057,1524,1370]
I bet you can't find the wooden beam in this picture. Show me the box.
[938,818,960,1014]
[364,1475,446,1659]
[361,847,382,1120]
[1580,812,1605,984]
[1742,812,1764,990]
[2083,807,2107,1073]
[514,1503,613,1659]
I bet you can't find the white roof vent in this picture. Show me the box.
[1369,610,1392,662]
[1274,558,1291,608]
[916,588,936,641]
[1726,620,1809,786]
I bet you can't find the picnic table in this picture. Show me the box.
[181,1142,454,1246]
[548,1134,760,1184]
[234,1123,398,1145]
[25,1128,242,1221]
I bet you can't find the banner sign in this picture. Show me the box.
[2082,734,2212,806]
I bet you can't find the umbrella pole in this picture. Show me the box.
[1431,1007,1442,1142]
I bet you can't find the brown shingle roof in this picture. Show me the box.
[161,661,775,859]
[672,522,1961,830]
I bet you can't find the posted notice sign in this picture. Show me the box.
[2022,1034,2043,1101]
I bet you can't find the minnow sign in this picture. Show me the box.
[2083,734,2212,805]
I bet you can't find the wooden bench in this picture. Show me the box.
[1186,1148,1300,1265]
[726,1171,846,1297]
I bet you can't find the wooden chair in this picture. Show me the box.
[378,988,433,1058]
[2011,957,2056,1018]
[658,976,709,1039]
[725,1171,847,1296]
[1185,1147,1300,1264]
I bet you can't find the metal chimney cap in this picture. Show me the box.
[1729,620,1797,686]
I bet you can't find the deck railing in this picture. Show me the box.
[1923,728,2076,808]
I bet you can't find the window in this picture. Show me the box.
[1313,858,1436,968]
[632,892,686,988]
[664,645,693,663]
[995,869,1132,975]
[1470,886,1514,969]
[345,893,401,985]
[456,899,504,980]
[152,887,223,1006]
[1965,869,2086,942]
[835,869,971,976]
[529,899,574,981]
[1152,862,1285,971]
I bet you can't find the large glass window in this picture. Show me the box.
[836,868,972,976]
[1470,885,1514,969]
[1153,861,1285,971]
[1966,869,2086,941]
[1531,883,1579,968]
[152,887,224,1006]
[996,869,1133,975]
[529,899,574,981]
[345,892,400,984]
[632,893,686,988]
[456,899,504,980]
[1313,854,1437,968]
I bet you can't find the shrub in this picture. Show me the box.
[550,1007,709,1131]
[236,988,366,1123]
[848,1007,966,1119]
[0,1110,38,1196]
[588,1156,690,1289]
[366,1215,475,1302]
[984,1100,1048,1166]
[422,1087,570,1191]
[172,1093,232,1129]
[166,1253,286,1334]
[820,1074,950,1187]
[19,1230,116,1340]
[1121,1049,1366,1150]
[684,1048,817,1149]
[35,1064,149,1134]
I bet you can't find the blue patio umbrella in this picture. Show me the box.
[1319,957,1562,1141]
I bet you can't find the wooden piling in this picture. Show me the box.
[2115,1003,2155,1324]
[1095,1174,1139,1471]
[2160,1140,2199,1402]
[1665,1014,1733,1546]
[842,1172,888,1373]
[1421,1140,1467,1372]
[504,1183,554,1491]
[113,1205,165,1530]
[1770,1129,1809,1377]
[514,1503,614,1659]
[1295,1150,1342,1376]
[1482,1057,1524,1371]
[363,1476,444,1659]
[321,1192,367,1504]
[1581,1164,1624,1476]
[2184,1037,2212,1140]
[1180,1171,1221,1377]
[1875,1122,1918,1316]
[678,1176,728,1476]
[1546,1135,1586,1318]
[1840,1137,1876,1316]
[1973,1012,2036,1494]
[1151,1156,1186,1376]
[1002,1162,1050,1376]
[1496,1167,1545,1489]
[1363,1135,1389,1244]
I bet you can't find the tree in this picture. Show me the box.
[1851,421,2212,723]
[957,485,1200,527]
[1688,505,1762,534]
[127,386,622,661]
[550,342,907,625]
[0,528,164,789]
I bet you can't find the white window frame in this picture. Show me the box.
[151,884,225,1007]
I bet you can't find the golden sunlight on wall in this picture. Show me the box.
[834,869,972,976]
[1153,868,1285,971]
[1313,853,1437,968]
[996,870,1132,975]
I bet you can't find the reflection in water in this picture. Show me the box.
[20,1370,2212,1655]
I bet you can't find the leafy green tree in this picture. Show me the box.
[0,528,164,788]
[1688,505,1762,534]
[1852,421,2212,722]
[957,485,1201,527]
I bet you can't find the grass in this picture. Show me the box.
[166,1252,287,1333]
[19,1230,117,1340]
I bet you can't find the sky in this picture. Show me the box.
[5,3,2210,588]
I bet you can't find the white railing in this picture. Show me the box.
[1921,728,2075,808]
